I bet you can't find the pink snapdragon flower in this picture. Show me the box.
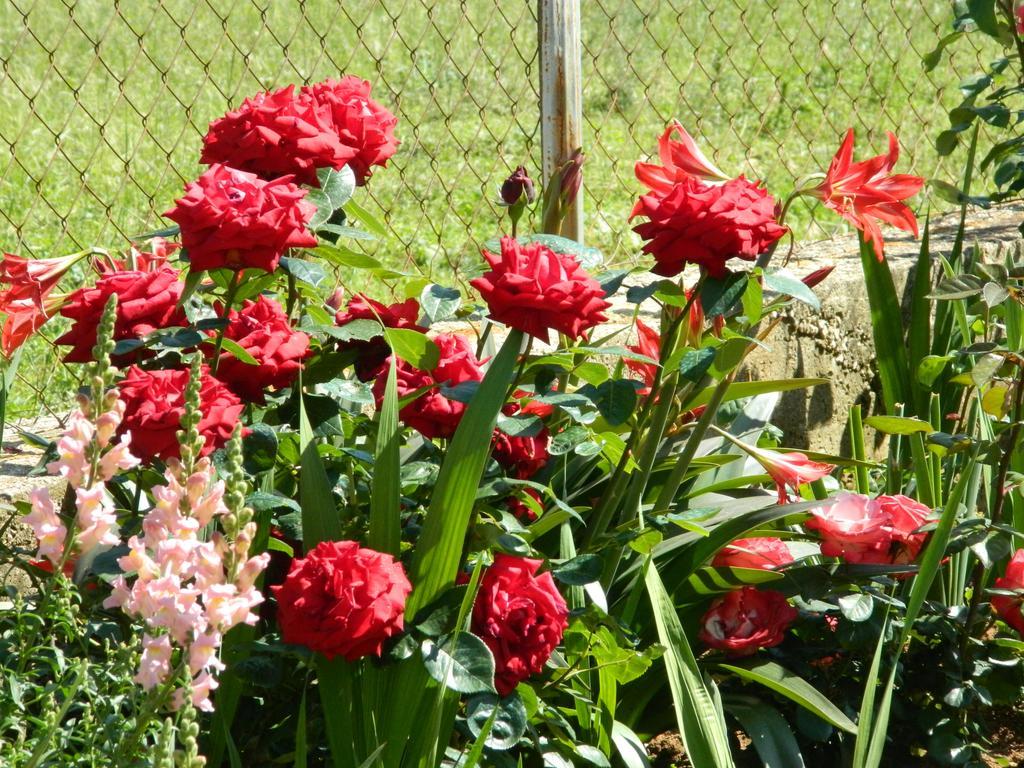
[23,488,67,565]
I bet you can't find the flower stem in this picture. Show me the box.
[210,272,242,375]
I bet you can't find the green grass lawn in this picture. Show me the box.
[0,0,994,418]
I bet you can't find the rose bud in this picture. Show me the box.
[500,165,536,206]
[712,537,794,570]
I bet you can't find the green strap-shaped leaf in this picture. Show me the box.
[684,378,828,410]
[406,328,524,614]
[645,559,735,767]
[299,394,342,548]
[369,358,401,555]
[717,659,856,733]
[858,232,910,414]
[725,696,806,767]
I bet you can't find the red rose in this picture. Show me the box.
[507,488,543,523]
[492,406,550,480]
[118,365,243,462]
[698,586,797,656]
[301,77,399,185]
[472,554,569,695]
[631,176,786,278]
[807,492,935,565]
[335,294,425,381]
[470,236,610,343]
[201,85,356,186]
[271,540,412,661]
[712,537,793,570]
[373,333,483,440]
[163,164,317,273]
[992,549,1024,635]
[211,296,310,403]
[876,494,934,563]
[55,266,187,363]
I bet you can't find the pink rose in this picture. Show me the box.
[712,537,793,570]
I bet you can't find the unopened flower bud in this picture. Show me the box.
[559,149,584,207]
[802,265,835,289]
[326,287,346,311]
[500,166,536,206]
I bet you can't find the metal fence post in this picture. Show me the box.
[538,0,584,244]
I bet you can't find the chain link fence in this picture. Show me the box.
[0,0,989,417]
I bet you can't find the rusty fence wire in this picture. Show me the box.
[0,0,989,417]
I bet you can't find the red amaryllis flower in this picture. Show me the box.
[635,121,728,193]
[301,77,399,185]
[470,236,610,343]
[625,318,661,393]
[117,365,244,462]
[631,176,786,278]
[55,266,187,364]
[699,586,797,656]
[0,251,84,310]
[472,554,569,695]
[335,294,425,381]
[99,238,179,275]
[163,164,317,273]
[272,540,412,661]
[1,294,65,356]
[211,295,310,404]
[201,85,356,186]
[372,333,484,440]
[724,435,834,504]
[811,129,924,261]
[993,549,1024,635]
[712,537,793,570]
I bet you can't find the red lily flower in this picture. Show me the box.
[0,252,83,311]
[1,293,67,356]
[634,121,728,198]
[718,429,834,503]
[625,318,661,393]
[811,129,924,261]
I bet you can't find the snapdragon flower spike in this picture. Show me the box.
[104,448,269,713]
[23,488,67,565]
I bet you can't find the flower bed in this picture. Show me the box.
[2,49,1024,768]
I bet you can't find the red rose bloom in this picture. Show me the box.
[301,76,399,185]
[875,494,934,564]
[472,554,569,696]
[373,333,483,440]
[335,294,425,381]
[712,537,793,570]
[807,492,935,565]
[55,266,187,363]
[470,236,610,343]
[699,586,797,656]
[631,176,786,278]
[992,549,1024,635]
[118,365,243,462]
[507,488,543,523]
[492,405,550,479]
[272,540,412,661]
[211,296,310,404]
[163,164,317,273]
[201,85,356,186]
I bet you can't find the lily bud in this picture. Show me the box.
[500,166,536,206]
[559,149,584,207]
[802,265,835,289]
[325,287,346,312]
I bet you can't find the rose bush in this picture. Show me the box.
[14,68,1024,768]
